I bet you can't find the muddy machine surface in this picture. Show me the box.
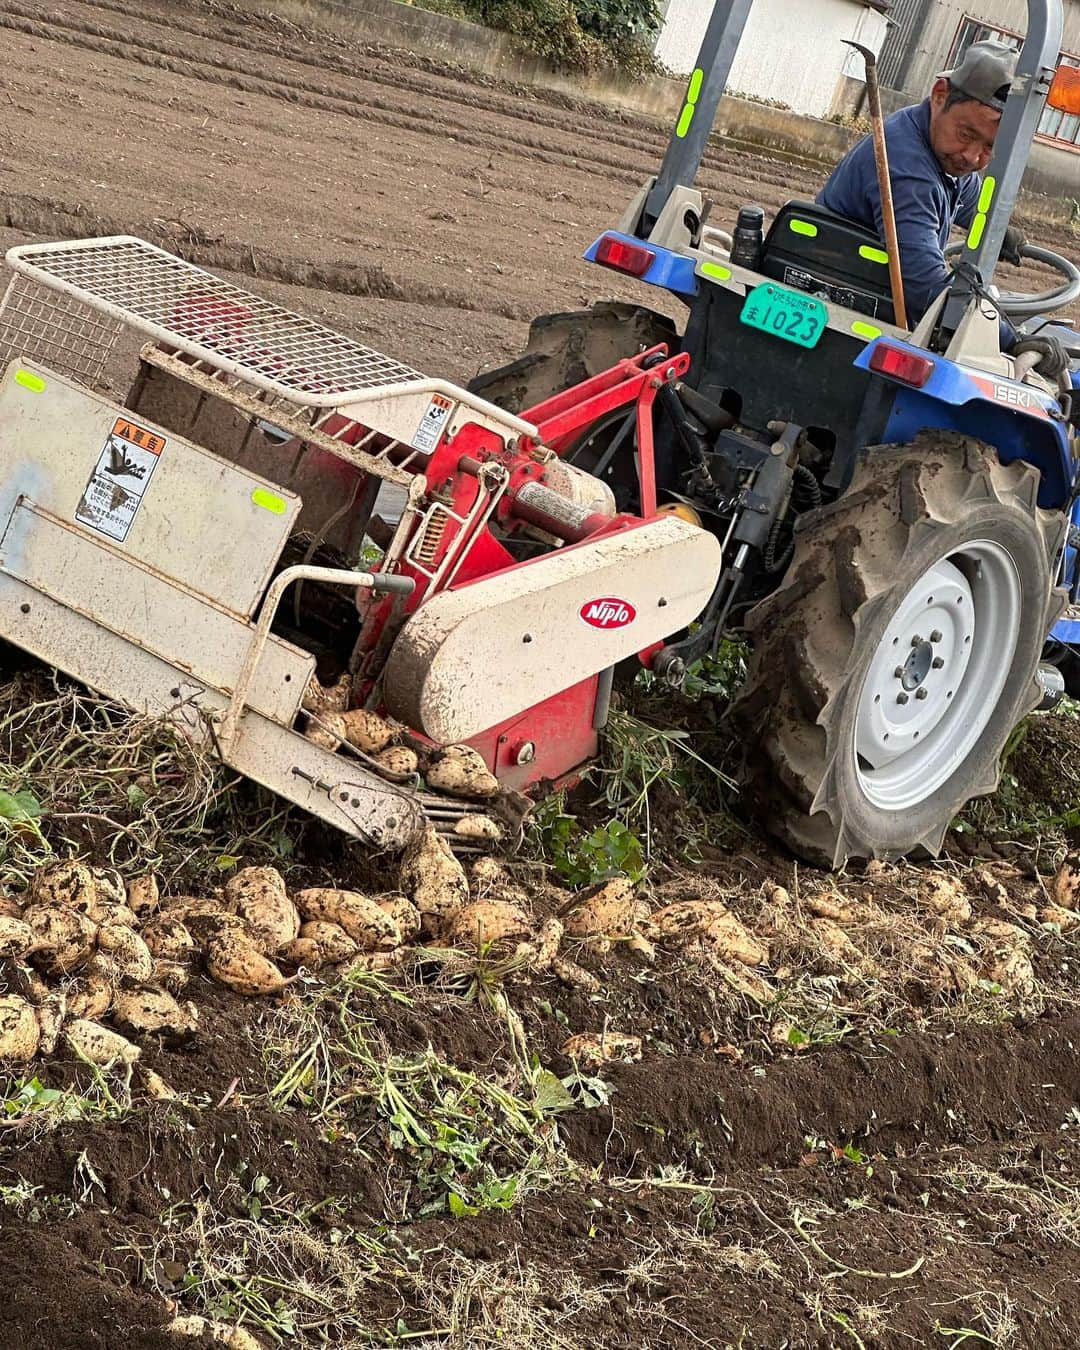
[0,238,720,853]
[2,1,1080,866]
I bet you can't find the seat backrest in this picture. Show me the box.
[760,200,896,325]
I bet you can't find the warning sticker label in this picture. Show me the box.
[75,417,166,543]
[412,394,455,453]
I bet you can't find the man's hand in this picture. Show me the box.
[1001,224,1027,265]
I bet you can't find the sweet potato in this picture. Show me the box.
[0,994,40,1062]
[341,708,395,753]
[152,959,191,995]
[66,973,114,1021]
[112,989,198,1044]
[65,1018,141,1066]
[563,877,644,938]
[302,673,351,717]
[126,873,160,917]
[562,1031,641,1064]
[399,825,469,933]
[454,814,503,841]
[96,923,154,984]
[206,931,290,995]
[374,745,419,776]
[448,899,531,950]
[375,893,421,945]
[30,860,124,912]
[35,993,67,1056]
[293,888,399,950]
[166,1314,263,1348]
[298,921,359,964]
[304,712,346,751]
[425,745,499,798]
[0,915,36,959]
[225,867,300,955]
[141,916,198,962]
[24,903,97,975]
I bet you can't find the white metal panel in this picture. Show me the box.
[0,571,419,851]
[384,515,723,742]
[0,359,299,618]
[0,501,312,726]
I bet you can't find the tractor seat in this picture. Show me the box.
[759,200,897,326]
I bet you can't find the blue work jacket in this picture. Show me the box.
[817,100,979,324]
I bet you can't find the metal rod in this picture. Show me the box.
[845,41,908,330]
[218,563,413,749]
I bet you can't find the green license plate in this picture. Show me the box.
[739,283,826,349]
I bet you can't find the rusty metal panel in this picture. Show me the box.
[0,359,299,619]
[0,500,311,726]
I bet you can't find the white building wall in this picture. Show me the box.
[655,0,889,119]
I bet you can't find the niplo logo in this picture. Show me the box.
[579,597,636,630]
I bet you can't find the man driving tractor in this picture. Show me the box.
[818,41,1026,328]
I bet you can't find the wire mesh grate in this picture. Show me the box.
[0,274,122,387]
[6,237,423,404]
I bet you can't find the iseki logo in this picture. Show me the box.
[579,597,636,629]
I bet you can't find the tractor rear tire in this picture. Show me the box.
[468,301,678,414]
[733,431,1067,867]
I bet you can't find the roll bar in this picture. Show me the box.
[640,0,1064,328]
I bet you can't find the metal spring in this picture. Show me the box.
[414,505,451,567]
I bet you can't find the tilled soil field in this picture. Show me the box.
[0,2,1079,1347]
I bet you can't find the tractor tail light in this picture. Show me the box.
[869,343,935,388]
[595,234,656,277]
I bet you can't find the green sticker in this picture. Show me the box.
[978,175,996,214]
[14,369,45,393]
[687,67,703,105]
[859,245,889,266]
[675,104,694,138]
[967,213,987,250]
[851,321,882,340]
[789,219,818,238]
[700,261,732,281]
[251,487,287,515]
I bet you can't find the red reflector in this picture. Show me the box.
[869,343,935,387]
[595,234,655,277]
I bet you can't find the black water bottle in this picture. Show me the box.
[730,205,765,270]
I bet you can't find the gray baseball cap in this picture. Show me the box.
[941,40,1019,113]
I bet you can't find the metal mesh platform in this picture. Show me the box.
[5,236,424,406]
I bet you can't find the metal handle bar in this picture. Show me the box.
[945,241,1080,318]
[218,565,414,748]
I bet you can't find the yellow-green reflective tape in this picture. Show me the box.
[14,369,45,393]
[967,212,987,249]
[978,175,996,214]
[790,219,818,237]
[251,487,287,515]
[700,261,732,281]
[675,66,703,139]
[859,245,889,265]
[851,321,882,340]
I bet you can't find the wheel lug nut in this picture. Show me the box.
[911,634,923,647]
[896,692,909,705]
[930,630,942,643]
[894,666,905,678]
[915,688,929,700]
[932,656,944,669]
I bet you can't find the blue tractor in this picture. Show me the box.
[471,0,1080,865]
